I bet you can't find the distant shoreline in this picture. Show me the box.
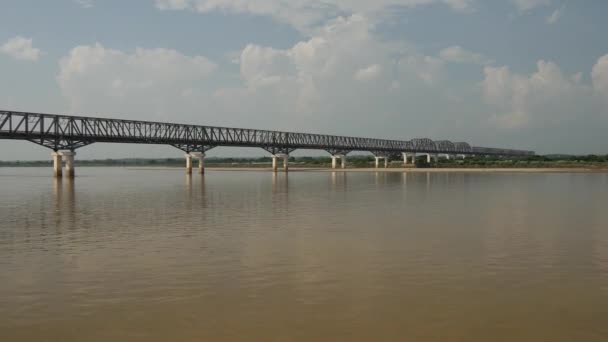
[2,155,608,173]
[2,165,608,173]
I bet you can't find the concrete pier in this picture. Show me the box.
[403,152,415,166]
[191,152,205,174]
[272,155,278,172]
[60,151,76,178]
[331,155,346,169]
[185,154,193,174]
[375,156,389,168]
[52,152,63,178]
[282,154,289,172]
[272,154,289,172]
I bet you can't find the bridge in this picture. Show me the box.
[0,110,534,177]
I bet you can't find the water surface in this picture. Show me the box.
[1,167,608,341]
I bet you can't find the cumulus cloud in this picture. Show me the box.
[209,14,478,139]
[482,59,607,129]
[442,0,475,12]
[399,55,445,85]
[592,54,608,98]
[74,0,94,8]
[235,15,445,93]
[546,6,563,24]
[354,64,382,81]
[0,36,42,61]
[52,13,608,155]
[439,45,492,65]
[57,43,216,121]
[154,0,475,31]
[512,0,551,12]
[239,45,295,88]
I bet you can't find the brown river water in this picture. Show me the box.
[1,167,608,341]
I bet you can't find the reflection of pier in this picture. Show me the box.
[52,177,76,229]
[271,172,289,194]
[330,171,348,191]
[185,173,208,210]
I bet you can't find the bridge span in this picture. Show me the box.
[0,110,534,177]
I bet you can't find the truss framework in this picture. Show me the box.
[0,110,535,156]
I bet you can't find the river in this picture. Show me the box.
[1,167,607,341]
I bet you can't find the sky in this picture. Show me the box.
[1,0,608,160]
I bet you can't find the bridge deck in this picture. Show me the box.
[0,110,534,156]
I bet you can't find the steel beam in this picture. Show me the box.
[0,110,535,157]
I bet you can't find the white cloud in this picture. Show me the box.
[512,0,551,12]
[442,0,475,12]
[57,43,216,120]
[239,45,295,88]
[216,14,462,136]
[546,6,563,24]
[482,59,606,129]
[439,45,491,65]
[592,54,608,98]
[52,13,608,155]
[354,64,382,81]
[399,55,445,85]
[155,0,189,10]
[154,0,475,31]
[74,0,94,8]
[0,36,42,61]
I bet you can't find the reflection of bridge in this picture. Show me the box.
[0,110,534,177]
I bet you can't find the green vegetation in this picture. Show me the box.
[430,154,608,169]
[1,154,607,168]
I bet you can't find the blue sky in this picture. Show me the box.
[1,0,607,159]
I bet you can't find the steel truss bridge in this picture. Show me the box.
[0,110,534,157]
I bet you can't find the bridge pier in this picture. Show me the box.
[191,152,205,174]
[185,154,193,174]
[272,154,288,172]
[61,151,76,178]
[331,155,346,169]
[375,156,389,168]
[403,152,415,166]
[423,153,439,164]
[52,152,63,178]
